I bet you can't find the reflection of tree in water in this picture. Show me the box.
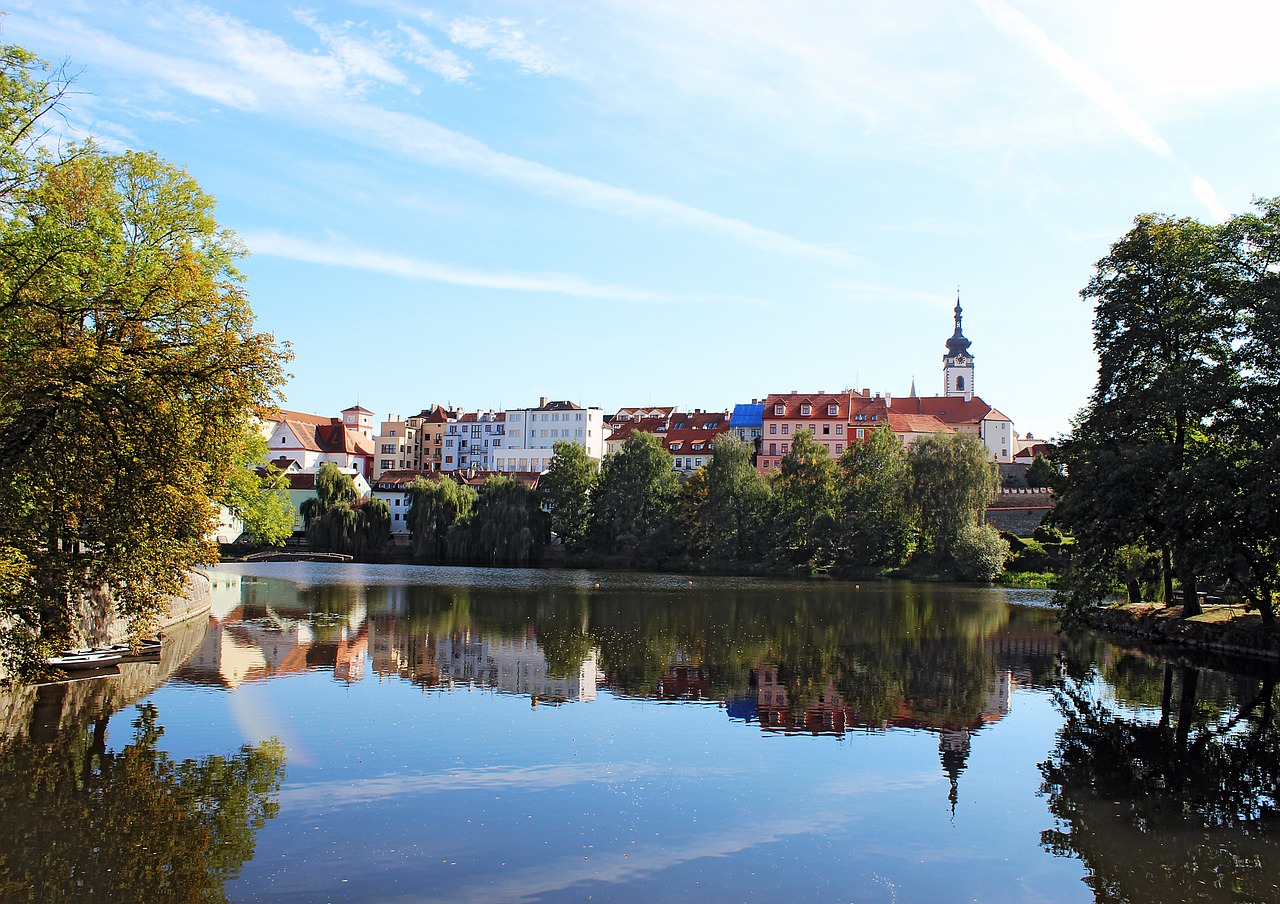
[0,704,285,903]
[1040,665,1280,903]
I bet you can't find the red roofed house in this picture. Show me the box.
[757,391,853,474]
[263,406,376,480]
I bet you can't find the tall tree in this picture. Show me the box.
[836,425,912,572]
[907,432,999,560]
[0,48,289,672]
[769,430,840,569]
[586,431,679,561]
[1058,213,1240,617]
[450,475,546,566]
[696,434,770,563]
[540,440,597,546]
[405,476,476,562]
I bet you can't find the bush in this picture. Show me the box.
[951,523,1010,581]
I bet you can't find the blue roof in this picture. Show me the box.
[731,403,764,428]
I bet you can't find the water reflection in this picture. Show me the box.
[1041,654,1280,903]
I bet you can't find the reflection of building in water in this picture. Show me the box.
[657,648,710,700]
[368,616,598,703]
[178,571,366,688]
[436,631,599,702]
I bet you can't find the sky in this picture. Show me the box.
[7,0,1279,440]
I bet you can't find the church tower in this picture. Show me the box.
[943,294,974,401]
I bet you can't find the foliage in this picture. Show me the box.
[835,425,913,572]
[0,48,290,672]
[540,440,597,545]
[300,463,387,557]
[449,475,546,566]
[950,522,1009,582]
[220,428,293,545]
[1024,453,1058,489]
[586,431,680,562]
[769,430,841,569]
[906,433,999,559]
[405,476,476,562]
[1057,201,1280,624]
[694,434,770,563]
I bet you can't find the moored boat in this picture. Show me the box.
[46,639,162,671]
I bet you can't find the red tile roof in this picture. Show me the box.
[762,392,853,420]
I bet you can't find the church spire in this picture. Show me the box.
[945,290,972,358]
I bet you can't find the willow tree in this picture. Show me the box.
[0,47,289,672]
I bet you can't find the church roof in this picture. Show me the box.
[945,296,973,357]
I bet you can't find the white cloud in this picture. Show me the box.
[245,230,769,307]
[974,0,1172,157]
[445,16,560,75]
[397,24,472,83]
[1190,176,1230,223]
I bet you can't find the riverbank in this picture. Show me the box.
[1083,602,1280,662]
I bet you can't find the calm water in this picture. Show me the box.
[2,563,1278,903]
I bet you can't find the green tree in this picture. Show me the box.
[836,425,912,572]
[769,430,840,569]
[696,434,770,563]
[220,427,294,545]
[405,476,476,562]
[299,463,386,557]
[1024,453,1058,490]
[0,49,289,672]
[587,431,679,561]
[449,475,546,566]
[1058,212,1241,618]
[540,440,597,545]
[907,433,999,562]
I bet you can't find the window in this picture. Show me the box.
[800,404,811,416]
[835,445,843,454]
[781,443,789,453]
[856,428,864,439]
[380,459,393,469]
[782,424,790,435]
[822,425,830,435]
[828,404,838,416]
[769,443,777,455]
[695,458,703,468]
[774,404,784,416]
[770,424,777,435]
[394,513,400,521]
[675,458,683,468]
[836,424,844,435]
[576,413,583,420]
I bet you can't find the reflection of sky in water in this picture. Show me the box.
[128,565,1099,901]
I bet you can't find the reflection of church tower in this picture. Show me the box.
[943,294,974,401]
[939,728,972,818]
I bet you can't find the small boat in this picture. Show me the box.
[47,639,162,671]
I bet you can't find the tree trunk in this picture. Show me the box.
[1161,546,1174,606]
[1126,579,1142,607]
[1179,561,1202,619]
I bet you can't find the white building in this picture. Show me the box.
[442,410,505,472]
[498,398,605,473]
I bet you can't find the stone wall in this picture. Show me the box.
[986,488,1055,536]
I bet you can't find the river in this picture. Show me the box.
[0,562,1276,903]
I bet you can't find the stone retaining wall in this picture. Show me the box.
[1084,605,1280,662]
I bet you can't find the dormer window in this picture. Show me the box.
[827,404,838,416]
[774,404,784,416]
[800,404,811,416]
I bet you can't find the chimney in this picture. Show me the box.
[862,388,871,398]
[885,393,892,408]
[539,396,548,408]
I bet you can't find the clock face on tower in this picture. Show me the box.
[955,355,966,365]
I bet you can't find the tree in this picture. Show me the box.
[220,427,293,546]
[0,48,289,672]
[299,464,386,557]
[696,434,770,563]
[769,430,840,569]
[586,431,679,561]
[836,425,912,572]
[1024,453,1058,490]
[449,475,546,566]
[405,476,476,562]
[906,432,999,561]
[540,440,597,545]
[1057,211,1248,618]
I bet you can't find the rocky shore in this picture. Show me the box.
[1083,603,1280,663]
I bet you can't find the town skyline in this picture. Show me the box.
[9,1,1277,440]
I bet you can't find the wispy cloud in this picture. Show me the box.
[245,230,769,307]
[974,0,1171,158]
[1191,176,1230,223]
[21,4,854,265]
[445,16,561,75]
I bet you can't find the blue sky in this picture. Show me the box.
[8,1,1278,439]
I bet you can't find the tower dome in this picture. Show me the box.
[945,297,972,357]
